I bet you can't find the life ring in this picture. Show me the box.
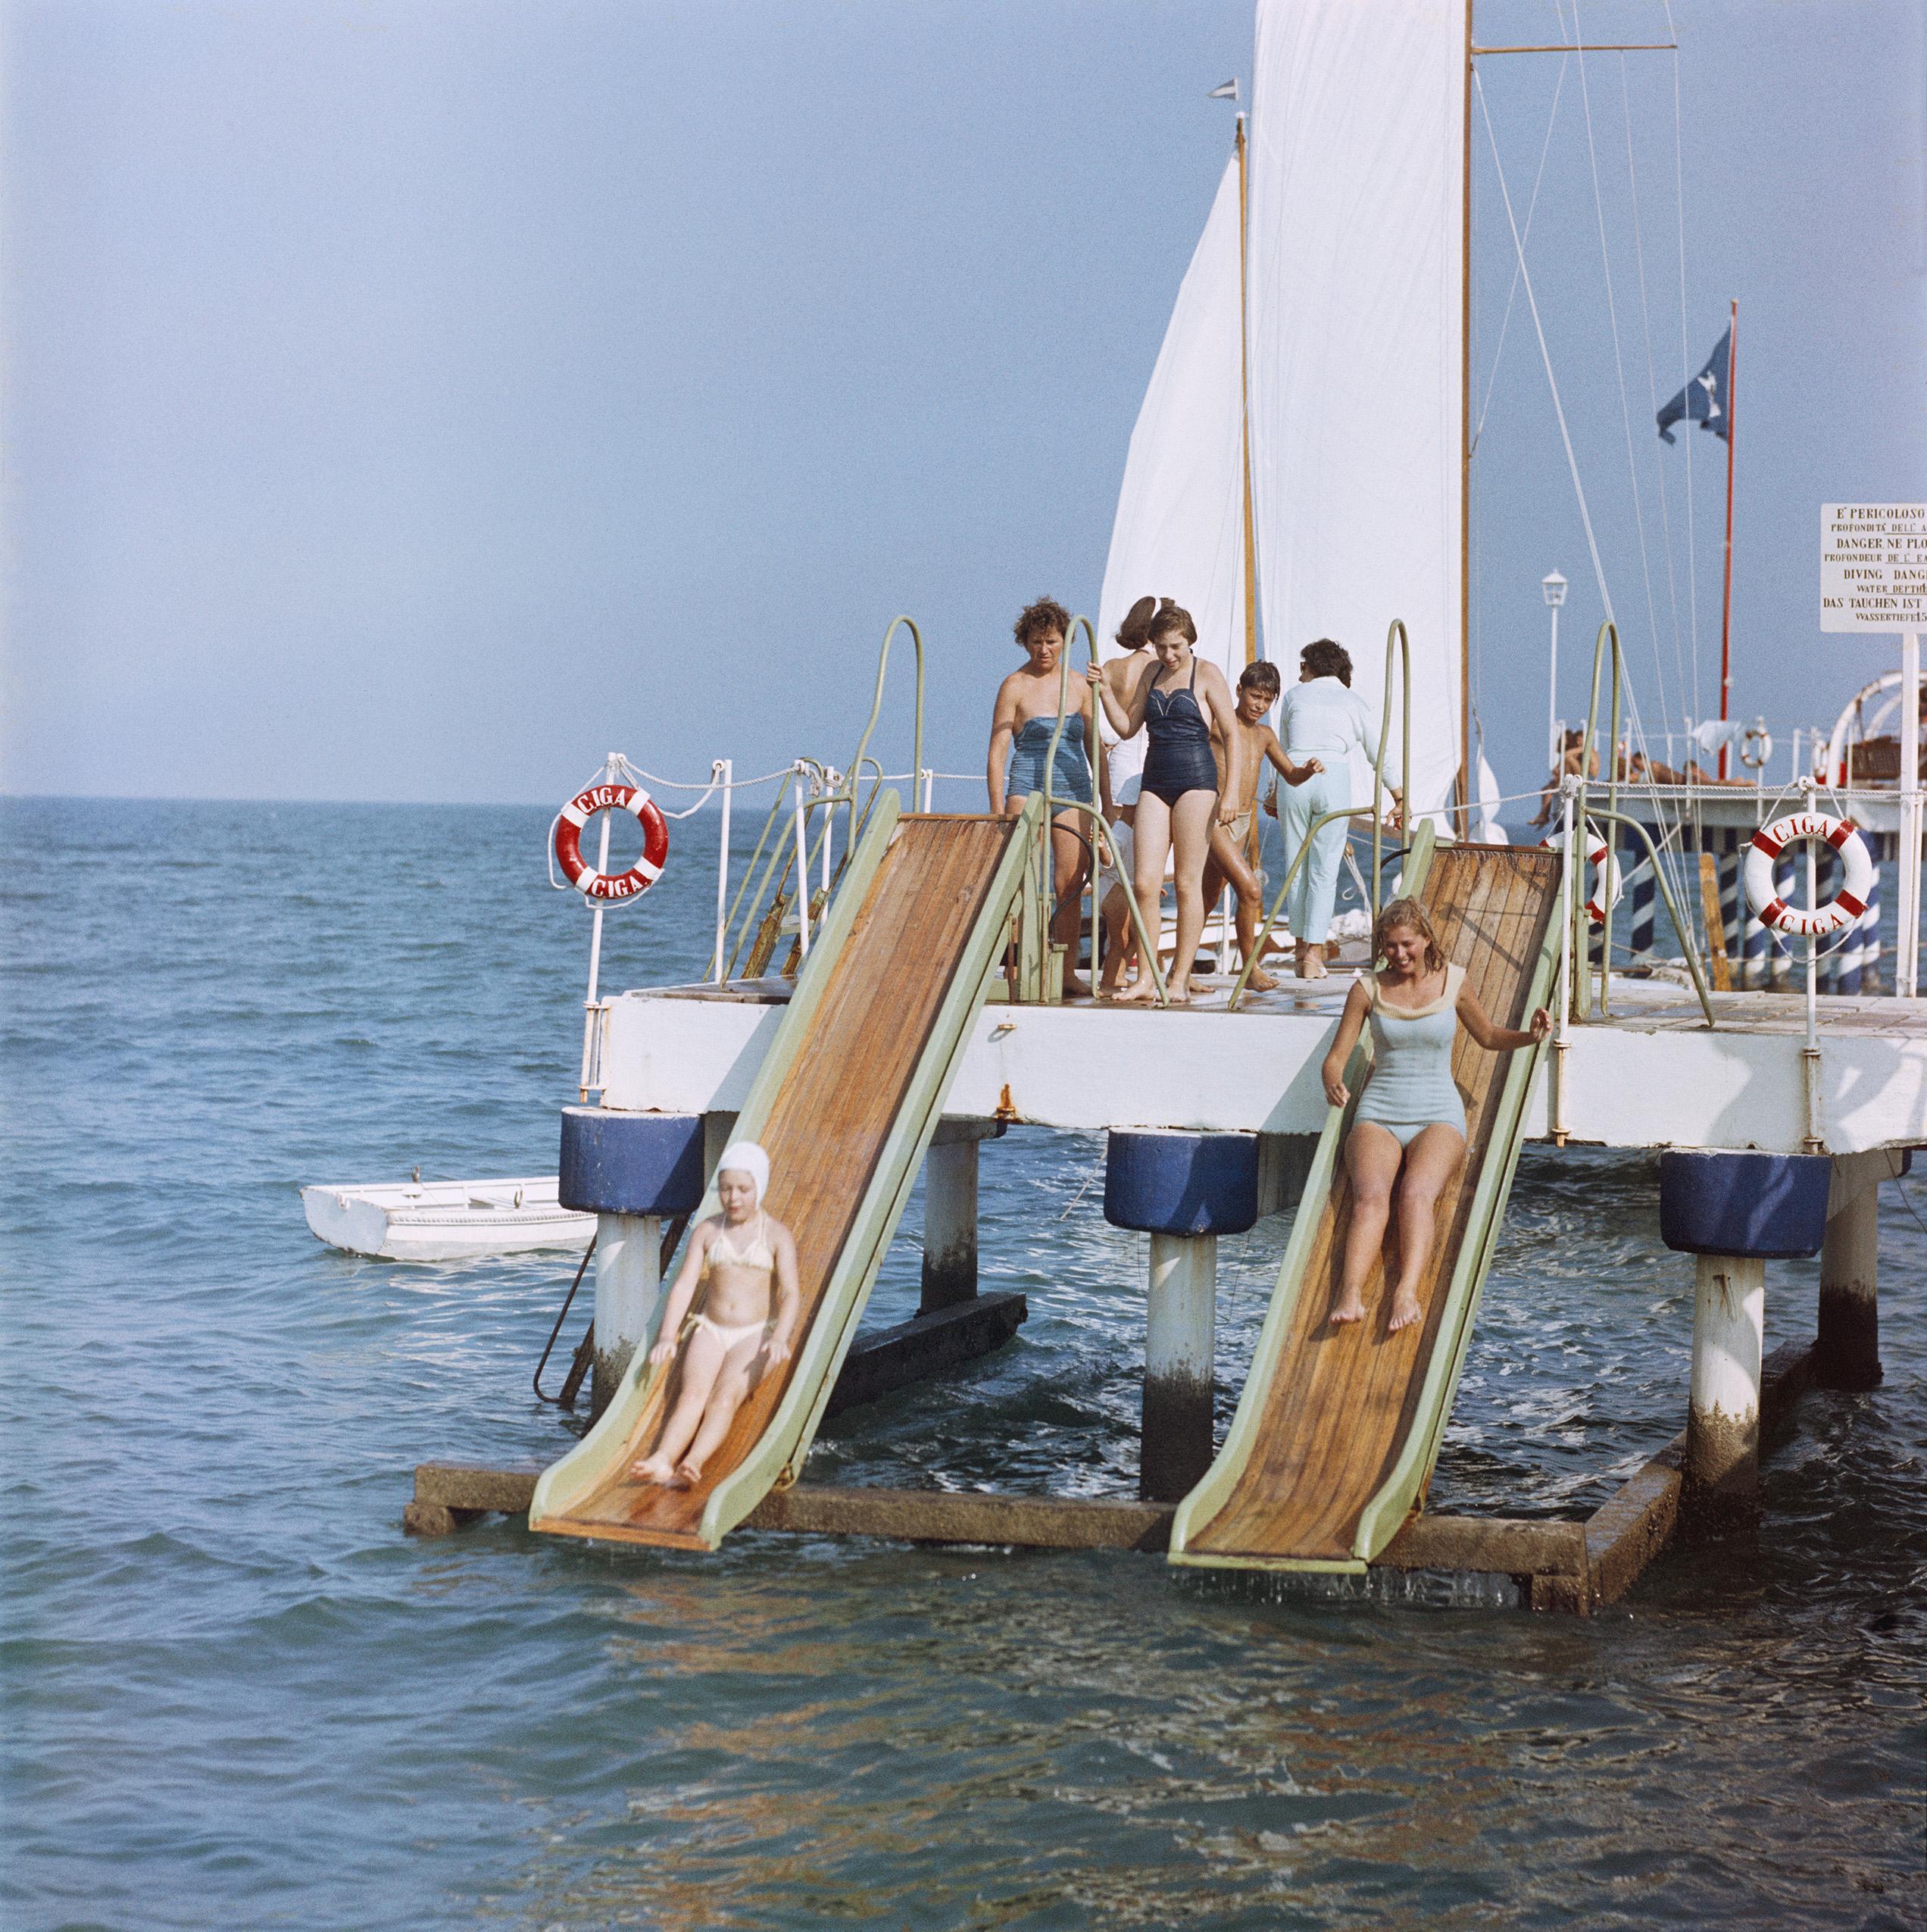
[1541,824,1622,927]
[1744,811,1873,938]
[1738,723,1774,771]
[553,783,669,902]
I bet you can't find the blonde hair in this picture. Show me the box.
[1373,897,1448,975]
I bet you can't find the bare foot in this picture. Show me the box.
[1117,978,1160,1004]
[672,1458,703,1488]
[1061,974,1092,999]
[1164,982,1192,1005]
[630,1455,674,1484]
[1387,1290,1423,1333]
[1330,1291,1366,1326]
[1246,966,1279,993]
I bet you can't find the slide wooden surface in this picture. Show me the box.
[1179,845,1560,1567]
[538,814,1017,1550]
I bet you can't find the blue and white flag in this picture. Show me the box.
[1657,328,1732,443]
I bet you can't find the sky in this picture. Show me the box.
[2,0,1922,806]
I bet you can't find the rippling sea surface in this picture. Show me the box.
[4,796,1923,1930]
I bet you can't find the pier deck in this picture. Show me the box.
[601,975,1927,1156]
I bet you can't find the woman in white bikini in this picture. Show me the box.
[630,1143,800,1489]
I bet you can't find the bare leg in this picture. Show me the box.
[632,1324,726,1481]
[1386,1124,1465,1333]
[1164,789,1218,1002]
[676,1336,769,1484]
[1120,795,1173,1002]
[1334,1122,1404,1324]
[1207,827,1273,990]
[1049,814,1091,995]
[1098,884,1133,992]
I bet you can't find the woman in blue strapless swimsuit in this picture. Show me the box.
[988,596,1098,993]
[1320,897,1551,1333]
[1088,601,1241,1002]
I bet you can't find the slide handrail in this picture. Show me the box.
[1573,619,1625,1017]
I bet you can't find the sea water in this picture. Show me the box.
[2,795,1922,1930]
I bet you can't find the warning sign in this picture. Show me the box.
[1821,504,1927,631]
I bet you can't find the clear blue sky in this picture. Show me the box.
[3,0,1921,804]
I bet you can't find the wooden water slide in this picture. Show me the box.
[529,793,1042,1552]
[1170,837,1563,1574]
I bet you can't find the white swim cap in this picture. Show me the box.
[716,1141,770,1205]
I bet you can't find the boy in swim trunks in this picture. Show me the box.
[1200,661,1323,992]
[631,1143,800,1489]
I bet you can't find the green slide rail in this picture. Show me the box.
[1170,823,1563,1573]
[529,789,1045,1550]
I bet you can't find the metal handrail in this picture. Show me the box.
[1227,615,1416,1011]
[841,616,926,852]
[1041,615,1101,999]
[1574,801,1717,1027]
[1373,617,1414,922]
[1043,797,1170,1005]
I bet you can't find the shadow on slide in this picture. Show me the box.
[1170,831,1563,1574]
[530,792,1041,1552]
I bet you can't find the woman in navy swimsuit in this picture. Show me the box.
[1088,601,1241,1002]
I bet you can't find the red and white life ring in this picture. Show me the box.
[553,783,669,902]
[1540,824,1622,928]
[1744,811,1874,937]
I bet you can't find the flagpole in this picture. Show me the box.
[1717,297,1738,779]
[1459,0,1475,830]
[1236,114,1258,667]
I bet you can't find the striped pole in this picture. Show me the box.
[1720,830,1745,983]
[1742,824,1772,989]
[1627,830,1656,958]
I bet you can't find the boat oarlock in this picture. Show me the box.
[1744,811,1874,938]
[1540,824,1622,929]
[553,783,669,902]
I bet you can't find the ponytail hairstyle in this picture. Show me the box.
[1115,595,1159,651]
[1373,896,1448,976]
[1148,598,1198,647]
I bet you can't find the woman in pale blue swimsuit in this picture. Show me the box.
[988,596,1097,993]
[1320,899,1550,1333]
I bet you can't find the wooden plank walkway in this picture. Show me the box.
[1182,846,1562,1565]
[540,814,1017,1549]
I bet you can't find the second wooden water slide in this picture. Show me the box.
[530,793,1042,1552]
[1170,836,1563,1574]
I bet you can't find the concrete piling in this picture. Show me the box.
[1685,1255,1765,1527]
[920,1120,998,1315]
[592,1213,662,1415]
[1815,1150,1903,1390]
[1142,1233,1217,1502]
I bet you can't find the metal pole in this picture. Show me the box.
[1716,299,1738,779]
[1804,811,1822,1152]
[712,759,732,984]
[792,777,810,956]
[578,789,614,1100]
[1553,782,1575,1143]
[1548,598,1560,771]
[1900,628,1920,997]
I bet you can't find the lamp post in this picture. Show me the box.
[1542,571,1569,772]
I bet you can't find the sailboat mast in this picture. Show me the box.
[1460,0,1474,826]
[1237,113,1259,667]
[1717,297,1739,778]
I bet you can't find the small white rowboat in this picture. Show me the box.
[299,1175,595,1261]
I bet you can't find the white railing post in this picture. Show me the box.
[711,758,732,984]
[792,774,810,957]
[578,766,615,1100]
[1553,780,1576,1144]
[1900,629,1920,998]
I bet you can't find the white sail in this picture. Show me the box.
[1247,0,1466,816]
[1096,154,1248,785]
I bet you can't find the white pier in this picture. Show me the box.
[598,977,1927,1158]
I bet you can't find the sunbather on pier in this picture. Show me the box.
[631,1143,799,1489]
[1320,900,1550,1334]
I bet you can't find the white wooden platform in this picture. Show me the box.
[597,975,1927,1156]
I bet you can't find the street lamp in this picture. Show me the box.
[1541,571,1568,772]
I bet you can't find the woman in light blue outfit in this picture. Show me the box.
[1273,639,1404,979]
[1320,899,1550,1335]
